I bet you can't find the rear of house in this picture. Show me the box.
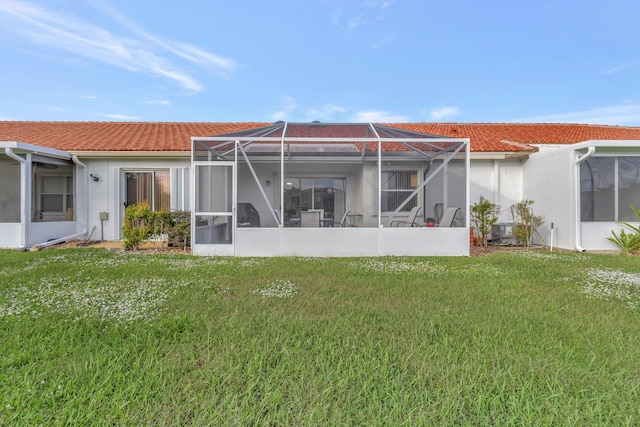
[2,121,640,254]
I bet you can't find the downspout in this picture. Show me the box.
[31,155,89,250]
[574,146,596,252]
[4,148,27,250]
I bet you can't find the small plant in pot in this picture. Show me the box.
[470,195,499,247]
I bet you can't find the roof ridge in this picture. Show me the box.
[1,120,639,129]
[399,122,640,128]
[0,120,272,125]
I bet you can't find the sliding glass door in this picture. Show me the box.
[283,177,345,226]
[125,171,170,211]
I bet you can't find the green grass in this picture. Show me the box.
[1,249,639,425]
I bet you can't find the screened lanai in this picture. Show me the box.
[191,122,470,256]
[1,141,87,249]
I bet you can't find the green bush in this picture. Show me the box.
[470,195,499,247]
[122,203,190,251]
[510,200,544,248]
[167,210,191,250]
[608,204,640,255]
[122,202,153,251]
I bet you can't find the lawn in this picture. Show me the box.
[1,249,639,426]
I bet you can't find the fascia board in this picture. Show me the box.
[1,141,72,159]
[68,151,190,158]
[68,150,525,160]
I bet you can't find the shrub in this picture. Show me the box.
[510,200,544,248]
[167,211,191,251]
[122,202,153,251]
[470,195,499,247]
[122,204,191,252]
[608,204,640,255]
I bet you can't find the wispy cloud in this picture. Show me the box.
[516,102,640,126]
[45,105,67,113]
[271,98,347,122]
[361,0,396,9]
[371,34,394,49]
[271,110,289,121]
[271,97,297,121]
[429,106,461,121]
[348,15,366,29]
[304,104,346,121]
[144,99,171,106]
[331,0,395,30]
[603,63,630,75]
[351,110,409,123]
[85,0,235,77]
[101,113,140,121]
[0,0,236,92]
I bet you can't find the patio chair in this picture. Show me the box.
[390,206,422,227]
[237,203,260,227]
[333,210,351,227]
[438,207,460,227]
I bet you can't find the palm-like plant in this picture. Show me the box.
[608,204,640,255]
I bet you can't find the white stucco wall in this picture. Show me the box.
[472,158,524,223]
[522,149,575,250]
[523,141,640,252]
[80,156,190,241]
[194,227,470,257]
[1,152,515,250]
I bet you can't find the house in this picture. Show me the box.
[1,121,640,255]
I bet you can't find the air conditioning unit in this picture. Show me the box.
[490,222,519,245]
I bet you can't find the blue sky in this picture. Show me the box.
[1,0,639,125]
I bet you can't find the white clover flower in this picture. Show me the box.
[514,251,589,262]
[348,258,447,274]
[576,268,640,308]
[253,280,298,298]
[0,276,200,323]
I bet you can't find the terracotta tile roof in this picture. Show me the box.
[1,121,639,154]
[0,122,269,152]
[391,123,640,152]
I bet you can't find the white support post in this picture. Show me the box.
[237,142,279,224]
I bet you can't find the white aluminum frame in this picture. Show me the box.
[191,122,470,257]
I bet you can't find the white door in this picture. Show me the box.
[193,162,235,255]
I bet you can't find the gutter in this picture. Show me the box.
[4,148,27,250]
[68,151,190,158]
[31,155,90,250]
[574,146,596,252]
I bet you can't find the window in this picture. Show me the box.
[381,170,418,212]
[283,177,346,226]
[36,175,74,221]
[125,171,170,211]
[580,156,640,222]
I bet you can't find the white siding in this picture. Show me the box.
[80,158,190,241]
